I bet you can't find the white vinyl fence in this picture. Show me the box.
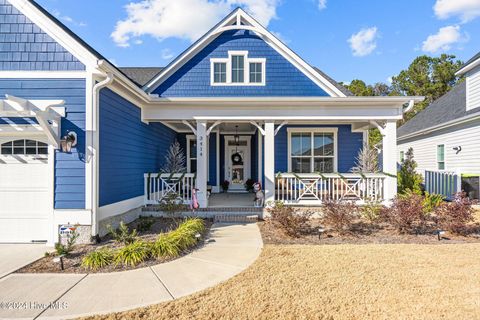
[424,170,460,200]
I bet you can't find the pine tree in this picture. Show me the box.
[397,147,423,194]
[161,141,186,173]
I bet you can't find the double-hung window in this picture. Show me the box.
[231,55,245,83]
[249,62,262,83]
[289,129,337,173]
[437,144,445,170]
[213,62,226,84]
[187,137,197,173]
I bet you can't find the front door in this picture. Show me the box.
[225,137,251,192]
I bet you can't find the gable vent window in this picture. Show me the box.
[210,51,265,86]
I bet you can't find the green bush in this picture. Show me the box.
[361,199,382,222]
[136,216,155,233]
[107,221,138,245]
[114,241,150,267]
[55,229,79,256]
[81,248,114,270]
[151,234,181,259]
[397,148,423,195]
[422,192,444,214]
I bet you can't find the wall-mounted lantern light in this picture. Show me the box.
[453,146,462,154]
[60,131,77,153]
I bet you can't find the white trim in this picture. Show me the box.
[223,135,251,190]
[53,209,92,225]
[216,129,220,191]
[258,131,263,183]
[210,51,266,86]
[0,71,87,78]
[287,127,338,173]
[98,196,143,221]
[186,134,197,173]
[143,8,346,97]
[457,57,480,75]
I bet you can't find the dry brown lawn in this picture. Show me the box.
[84,243,480,320]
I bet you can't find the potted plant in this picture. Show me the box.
[244,178,255,192]
[221,180,230,192]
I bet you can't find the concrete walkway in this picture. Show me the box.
[0,223,262,320]
[0,244,46,279]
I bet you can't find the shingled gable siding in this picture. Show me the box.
[98,88,177,207]
[0,0,84,70]
[274,124,363,173]
[0,78,86,209]
[152,30,329,97]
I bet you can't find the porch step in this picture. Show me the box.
[214,214,259,223]
[142,205,262,213]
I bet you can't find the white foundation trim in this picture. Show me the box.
[53,210,92,225]
[98,196,144,221]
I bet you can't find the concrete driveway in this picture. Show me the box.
[0,244,47,279]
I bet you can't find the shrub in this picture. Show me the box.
[422,192,444,214]
[114,241,150,267]
[151,234,181,259]
[81,248,114,270]
[136,216,155,233]
[361,199,382,223]
[322,200,359,234]
[107,221,138,245]
[267,201,312,237]
[397,148,423,195]
[159,192,186,222]
[381,193,428,233]
[221,180,230,192]
[435,193,475,235]
[55,229,79,256]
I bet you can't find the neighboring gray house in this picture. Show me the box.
[397,51,480,198]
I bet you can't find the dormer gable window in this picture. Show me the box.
[210,51,265,86]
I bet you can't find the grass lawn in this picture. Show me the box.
[84,243,480,320]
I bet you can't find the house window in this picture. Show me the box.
[437,144,445,170]
[400,151,405,162]
[249,62,263,83]
[1,139,48,155]
[187,138,197,173]
[231,55,244,83]
[213,62,226,83]
[289,129,337,173]
[210,51,265,86]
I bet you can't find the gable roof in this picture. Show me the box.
[119,67,164,87]
[397,81,480,139]
[312,67,352,96]
[143,8,347,97]
[457,51,480,75]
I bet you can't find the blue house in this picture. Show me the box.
[0,0,421,244]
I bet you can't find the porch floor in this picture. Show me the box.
[209,192,256,208]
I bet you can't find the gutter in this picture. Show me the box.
[398,112,480,142]
[91,67,114,238]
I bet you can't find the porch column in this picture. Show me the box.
[257,131,263,183]
[196,121,208,208]
[382,120,397,202]
[264,121,275,204]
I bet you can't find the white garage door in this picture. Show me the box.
[0,139,51,243]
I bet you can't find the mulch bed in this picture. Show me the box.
[259,219,480,245]
[17,217,213,274]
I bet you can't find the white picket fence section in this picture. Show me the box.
[144,173,196,205]
[275,173,386,205]
[424,170,460,200]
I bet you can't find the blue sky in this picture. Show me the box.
[37,0,480,84]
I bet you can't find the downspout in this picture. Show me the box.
[91,69,114,238]
[403,99,415,114]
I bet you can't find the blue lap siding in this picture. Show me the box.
[152,30,329,97]
[98,88,177,207]
[0,78,86,209]
[0,0,84,70]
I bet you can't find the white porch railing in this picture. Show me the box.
[275,173,386,205]
[424,170,460,200]
[144,173,196,205]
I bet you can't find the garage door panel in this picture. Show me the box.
[0,155,50,243]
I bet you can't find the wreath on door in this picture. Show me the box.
[231,152,243,165]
